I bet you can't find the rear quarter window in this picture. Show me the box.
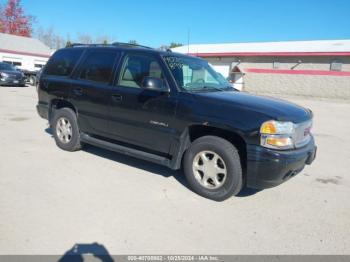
[44,49,84,77]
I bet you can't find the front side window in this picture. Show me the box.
[44,49,84,77]
[164,56,231,91]
[118,54,166,89]
[79,51,119,84]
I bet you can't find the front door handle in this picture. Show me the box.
[112,94,122,102]
[73,88,83,96]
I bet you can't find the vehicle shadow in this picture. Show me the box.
[236,187,262,197]
[83,143,189,189]
[45,128,261,198]
[58,243,114,262]
[45,127,189,190]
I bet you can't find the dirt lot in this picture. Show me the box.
[0,86,349,255]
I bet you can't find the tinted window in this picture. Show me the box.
[118,54,165,89]
[44,49,83,76]
[79,51,119,84]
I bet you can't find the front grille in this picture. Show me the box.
[7,73,22,80]
[293,120,312,148]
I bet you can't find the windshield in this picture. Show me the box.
[164,56,232,91]
[0,63,16,71]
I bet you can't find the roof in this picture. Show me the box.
[63,44,196,59]
[172,40,350,57]
[0,33,52,58]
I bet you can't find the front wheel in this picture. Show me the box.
[183,136,243,201]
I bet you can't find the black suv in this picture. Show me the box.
[37,43,316,201]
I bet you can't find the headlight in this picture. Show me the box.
[260,120,295,150]
[0,72,9,78]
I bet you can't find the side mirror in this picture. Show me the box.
[142,77,168,92]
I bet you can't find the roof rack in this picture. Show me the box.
[111,42,153,49]
[65,43,108,48]
[66,42,153,49]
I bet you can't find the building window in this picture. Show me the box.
[330,60,342,71]
[34,64,44,69]
[273,61,280,69]
[2,61,22,67]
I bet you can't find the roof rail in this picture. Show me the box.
[65,43,109,48]
[111,42,153,49]
[65,42,153,50]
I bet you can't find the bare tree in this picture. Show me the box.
[95,35,111,44]
[169,42,183,48]
[77,33,93,44]
[36,26,65,49]
[35,27,114,48]
[158,42,183,50]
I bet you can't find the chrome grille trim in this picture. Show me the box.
[293,119,313,148]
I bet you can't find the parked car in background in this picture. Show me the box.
[0,62,26,87]
[37,43,317,201]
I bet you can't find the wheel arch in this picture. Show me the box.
[171,124,247,171]
[49,99,77,123]
[187,125,247,169]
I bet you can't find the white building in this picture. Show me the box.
[0,32,52,72]
[172,40,350,98]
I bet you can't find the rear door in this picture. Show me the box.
[70,49,121,136]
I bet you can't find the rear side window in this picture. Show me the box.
[44,49,84,77]
[78,51,119,84]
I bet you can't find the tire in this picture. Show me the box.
[29,76,36,86]
[52,108,82,152]
[183,136,243,201]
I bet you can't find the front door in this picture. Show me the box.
[109,52,177,154]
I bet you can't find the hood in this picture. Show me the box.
[0,70,23,77]
[193,91,311,123]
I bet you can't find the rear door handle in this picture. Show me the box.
[73,88,83,96]
[112,94,122,102]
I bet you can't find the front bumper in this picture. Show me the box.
[36,102,49,120]
[0,78,26,86]
[246,137,317,189]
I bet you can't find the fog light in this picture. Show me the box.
[266,137,293,147]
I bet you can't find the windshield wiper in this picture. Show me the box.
[185,85,232,93]
[201,86,226,92]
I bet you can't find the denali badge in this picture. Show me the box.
[149,120,169,127]
[304,127,311,136]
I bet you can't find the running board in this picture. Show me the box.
[80,133,171,167]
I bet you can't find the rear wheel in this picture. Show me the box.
[183,136,243,201]
[52,108,82,151]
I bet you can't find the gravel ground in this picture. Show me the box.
[0,85,349,255]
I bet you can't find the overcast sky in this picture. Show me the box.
[19,0,350,47]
